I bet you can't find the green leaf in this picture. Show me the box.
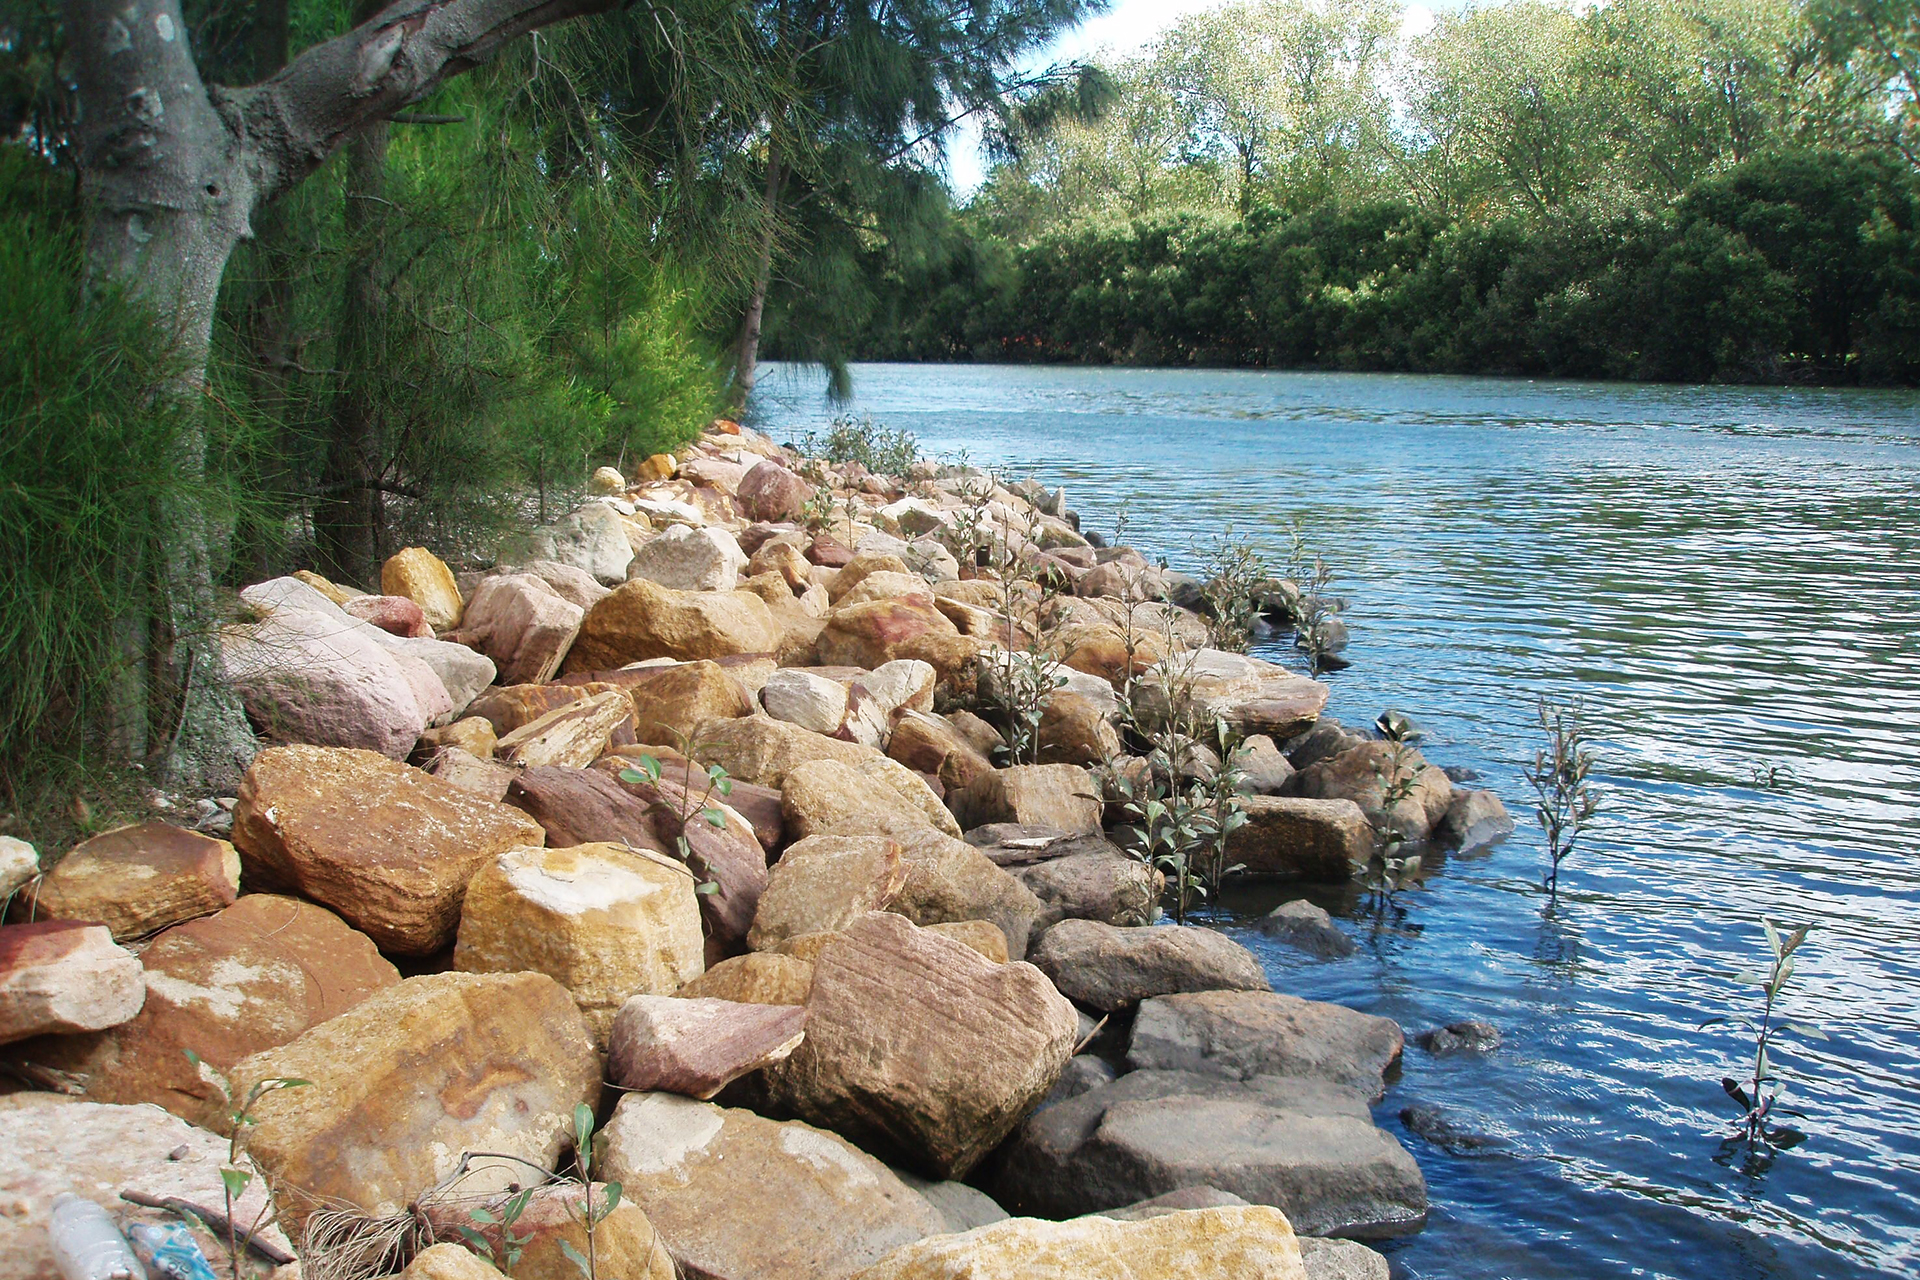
[602,1183,622,1214]
[696,882,720,895]
[558,1238,593,1280]
[574,1102,594,1151]
[703,808,726,829]
[1785,1022,1828,1041]
[456,1226,493,1255]
[469,1208,500,1225]
[220,1167,251,1199]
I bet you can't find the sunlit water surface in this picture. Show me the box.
[754,363,1920,1280]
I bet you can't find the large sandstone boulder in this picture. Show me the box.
[769,912,1078,1179]
[761,667,851,735]
[826,811,1040,960]
[442,573,583,684]
[232,745,546,955]
[621,660,754,742]
[629,523,750,592]
[23,822,238,941]
[1438,788,1515,852]
[0,837,37,899]
[782,758,961,842]
[748,836,906,950]
[849,1205,1309,1280]
[815,599,980,683]
[607,994,806,1098]
[505,764,672,852]
[566,578,779,670]
[223,604,439,758]
[988,1069,1425,1238]
[1030,920,1270,1012]
[1134,650,1329,741]
[343,593,431,637]
[0,922,143,1045]
[691,714,880,788]
[455,843,705,1045]
[230,970,599,1225]
[1127,991,1404,1099]
[599,1091,944,1280]
[1294,743,1453,843]
[2,895,396,1129]
[953,765,1102,835]
[382,546,464,630]
[1228,797,1373,880]
[1035,691,1122,767]
[0,1098,291,1280]
[889,711,994,792]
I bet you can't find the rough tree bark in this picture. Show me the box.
[731,139,785,411]
[68,0,615,791]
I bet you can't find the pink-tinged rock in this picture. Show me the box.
[739,461,817,523]
[816,599,981,685]
[495,688,632,769]
[25,822,239,941]
[233,745,547,955]
[513,559,612,611]
[681,455,750,495]
[223,605,441,758]
[343,594,433,637]
[608,994,806,1099]
[1,895,398,1129]
[444,573,585,685]
[0,922,143,1045]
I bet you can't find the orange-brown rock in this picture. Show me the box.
[3,895,397,1129]
[620,659,754,743]
[0,921,143,1045]
[24,823,239,941]
[815,599,979,683]
[676,952,813,1005]
[828,551,913,603]
[419,715,498,758]
[565,578,779,670]
[747,835,906,951]
[952,765,1102,835]
[232,745,546,955]
[495,688,632,769]
[888,710,995,792]
[1228,796,1374,879]
[1294,743,1454,843]
[769,912,1078,1179]
[230,970,599,1225]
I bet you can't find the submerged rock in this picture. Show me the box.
[1416,1019,1503,1055]
[1257,899,1356,959]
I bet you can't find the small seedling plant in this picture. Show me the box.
[1359,741,1424,917]
[618,745,734,901]
[1194,531,1269,653]
[557,1103,623,1280]
[458,1185,537,1276]
[1701,922,1826,1152]
[183,1051,307,1280]
[1525,695,1600,901]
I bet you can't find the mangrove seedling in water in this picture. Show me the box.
[1194,530,1269,653]
[1360,742,1425,916]
[1702,922,1826,1152]
[1526,695,1599,901]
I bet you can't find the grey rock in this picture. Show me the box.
[1282,718,1368,770]
[1031,919,1270,1012]
[987,1068,1427,1239]
[1014,848,1159,931]
[1438,789,1515,853]
[1091,1186,1250,1220]
[1236,735,1295,795]
[1039,1053,1117,1109]
[1257,900,1356,959]
[1399,1103,1505,1153]
[1301,1236,1392,1280]
[893,1170,1011,1235]
[1416,1019,1502,1054]
[963,823,1075,865]
[1126,990,1404,1100]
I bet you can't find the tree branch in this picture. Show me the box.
[229,0,617,202]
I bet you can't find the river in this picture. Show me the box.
[752,362,1920,1280]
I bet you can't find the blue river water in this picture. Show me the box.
[753,362,1920,1280]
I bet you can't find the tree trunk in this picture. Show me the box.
[72,0,263,794]
[315,98,391,587]
[731,140,784,411]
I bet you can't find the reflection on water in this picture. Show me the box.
[756,363,1920,1280]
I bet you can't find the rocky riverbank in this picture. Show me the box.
[0,420,1509,1280]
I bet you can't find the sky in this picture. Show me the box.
[943,0,1442,198]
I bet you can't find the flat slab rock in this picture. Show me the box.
[608,994,805,1099]
[0,921,143,1046]
[599,1090,944,1280]
[849,1205,1311,1280]
[1127,990,1405,1099]
[0,1097,290,1280]
[1030,919,1270,1012]
[24,821,239,941]
[986,1069,1427,1239]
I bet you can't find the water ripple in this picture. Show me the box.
[757,363,1920,1280]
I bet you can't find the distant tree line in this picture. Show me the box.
[810,0,1920,384]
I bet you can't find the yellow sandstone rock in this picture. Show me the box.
[455,843,705,1045]
[850,1206,1309,1279]
[381,546,464,630]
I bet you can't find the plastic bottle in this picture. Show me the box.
[124,1221,219,1280]
[46,1194,148,1280]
